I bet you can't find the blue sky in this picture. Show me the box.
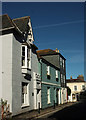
[2,2,84,79]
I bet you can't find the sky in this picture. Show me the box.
[2,2,84,79]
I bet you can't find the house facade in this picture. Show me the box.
[37,55,61,109]
[58,51,67,104]
[37,48,67,108]
[66,75,86,102]
[0,14,67,116]
[0,14,41,116]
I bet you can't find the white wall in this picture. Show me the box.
[31,51,41,109]
[0,32,38,116]
[1,33,13,112]
[61,87,67,104]
[0,36,2,100]
[67,82,86,102]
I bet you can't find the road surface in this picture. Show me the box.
[36,100,86,120]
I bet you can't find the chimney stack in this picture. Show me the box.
[55,48,59,53]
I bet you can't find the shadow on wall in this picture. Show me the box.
[79,90,86,100]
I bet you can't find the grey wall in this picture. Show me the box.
[31,51,39,109]
[0,32,38,116]
[12,34,34,115]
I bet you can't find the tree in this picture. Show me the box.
[67,87,71,96]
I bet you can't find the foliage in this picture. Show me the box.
[67,87,71,96]
[1,98,7,106]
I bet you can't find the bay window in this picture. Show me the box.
[22,45,30,68]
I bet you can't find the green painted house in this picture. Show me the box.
[37,50,62,109]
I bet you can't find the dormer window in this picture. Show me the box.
[22,45,30,68]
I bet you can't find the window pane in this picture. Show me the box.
[22,83,28,105]
[22,46,25,52]
[22,57,25,66]
[22,51,25,56]
[74,86,77,91]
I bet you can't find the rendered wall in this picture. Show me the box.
[41,61,61,109]
[1,33,13,112]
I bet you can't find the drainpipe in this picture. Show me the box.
[39,59,42,109]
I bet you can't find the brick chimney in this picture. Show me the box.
[77,75,84,80]
[55,48,59,53]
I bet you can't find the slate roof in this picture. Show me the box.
[37,49,66,60]
[37,49,60,69]
[0,14,14,30]
[12,16,30,33]
[0,14,30,34]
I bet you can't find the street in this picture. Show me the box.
[36,100,86,120]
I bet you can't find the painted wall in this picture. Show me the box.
[12,33,34,115]
[31,50,41,109]
[67,82,86,102]
[41,61,60,85]
[0,33,13,112]
[0,32,37,116]
[61,88,67,104]
[40,60,61,109]
[0,36,2,100]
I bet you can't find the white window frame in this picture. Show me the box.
[63,75,65,83]
[21,45,31,69]
[60,57,62,66]
[21,82,29,107]
[63,59,64,68]
[74,86,77,91]
[82,85,85,90]
[56,70,58,78]
[47,87,51,104]
[47,66,50,75]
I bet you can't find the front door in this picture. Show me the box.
[37,89,40,109]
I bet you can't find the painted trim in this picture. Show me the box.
[42,81,61,87]
[0,26,15,31]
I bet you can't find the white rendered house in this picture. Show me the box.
[0,14,41,116]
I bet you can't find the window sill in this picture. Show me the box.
[21,104,30,108]
[22,67,31,70]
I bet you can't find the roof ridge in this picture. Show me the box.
[3,14,15,28]
[13,16,30,21]
[0,14,7,17]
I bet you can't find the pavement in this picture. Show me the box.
[12,102,77,120]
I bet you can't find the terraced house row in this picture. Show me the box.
[0,14,67,116]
